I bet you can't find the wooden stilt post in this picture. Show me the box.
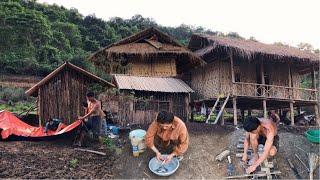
[290,102,294,126]
[315,105,320,125]
[233,97,237,125]
[263,100,267,118]
[311,65,319,124]
[220,110,225,125]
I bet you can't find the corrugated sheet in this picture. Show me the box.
[113,75,194,93]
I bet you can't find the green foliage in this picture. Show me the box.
[0,87,31,102]
[103,137,115,150]
[0,0,218,77]
[69,158,78,168]
[193,114,206,122]
[0,101,35,114]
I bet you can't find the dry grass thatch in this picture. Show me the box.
[88,27,205,70]
[188,34,320,65]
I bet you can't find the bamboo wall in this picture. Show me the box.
[189,57,304,101]
[102,91,189,126]
[38,69,92,125]
[127,58,177,77]
[190,59,231,99]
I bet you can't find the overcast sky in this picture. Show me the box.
[37,0,320,49]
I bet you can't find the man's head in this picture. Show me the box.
[86,92,95,102]
[156,111,174,130]
[243,116,261,134]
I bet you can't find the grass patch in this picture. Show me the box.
[0,101,36,114]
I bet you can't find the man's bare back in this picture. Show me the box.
[242,117,279,174]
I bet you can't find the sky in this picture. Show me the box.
[37,0,320,49]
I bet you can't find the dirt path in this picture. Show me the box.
[114,123,319,179]
[113,123,235,179]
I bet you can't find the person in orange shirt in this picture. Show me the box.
[145,111,189,163]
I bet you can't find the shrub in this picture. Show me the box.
[0,87,30,102]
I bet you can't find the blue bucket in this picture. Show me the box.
[109,126,120,135]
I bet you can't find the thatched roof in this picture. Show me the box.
[26,62,114,97]
[188,34,320,65]
[88,27,205,73]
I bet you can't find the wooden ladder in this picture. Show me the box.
[206,93,230,124]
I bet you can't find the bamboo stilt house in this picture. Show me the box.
[26,62,114,125]
[187,34,320,125]
[89,27,204,124]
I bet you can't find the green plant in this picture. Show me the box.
[69,158,78,168]
[103,137,115,150]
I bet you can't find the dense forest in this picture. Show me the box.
[0,0,318,78]
[0,0,219,77]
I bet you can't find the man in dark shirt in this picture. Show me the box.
[45,118,65,134]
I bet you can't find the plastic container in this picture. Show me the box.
[107,126,120,135]
[149,155,180,176]
[129,129,147,156]
[305,129,320,143]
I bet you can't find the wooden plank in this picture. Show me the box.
[224,170,281,179]
[74,148,106,156]
[215,150,230,161]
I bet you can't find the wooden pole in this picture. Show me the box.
[263,100,267,118]
[311,65,316,89]
[260,61,265,96]
[38,88,42,127]
[233,97,237,125]
[230,53,235,83]
[220,110,225,125]
[288,64,293,99]
[290,101,295,126]
[315,105,320,125]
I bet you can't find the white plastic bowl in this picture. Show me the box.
[148,155,180,176]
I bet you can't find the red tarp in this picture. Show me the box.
[0,110,81,139]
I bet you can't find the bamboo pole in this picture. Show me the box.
[38,88,42,126]
[230,53,235,95]
[263,100,267,118]
[288,64,295,126]
[233,97,237,125]
[220,110,225,125]
[290,101,294,126]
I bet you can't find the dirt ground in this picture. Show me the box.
[0,123,319,179]
[0,139,115,179]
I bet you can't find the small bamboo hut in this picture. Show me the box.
[187,34,320,125]
[26,62,114,125]
[89,27,204,124]
[110,74,193,126]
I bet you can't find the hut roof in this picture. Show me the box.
[26,62,114,97]
[88,27,205,72]
[113,74,194,93]
[188,34,320,65]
